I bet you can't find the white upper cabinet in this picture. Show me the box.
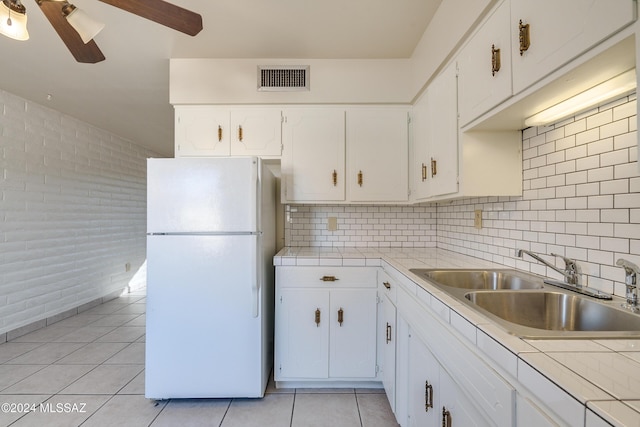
[229,109,283,156]
[411,91,431,201]
[426,62,459,198]
[510,0,636,94]
[347,108,409,203]
[174,106,230,156]
[281,108,346,203]
[282,107,410,204]
[174,106,283,157]
[458,0,512,127]
[412,62,460,201]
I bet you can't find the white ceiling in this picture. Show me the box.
[0,0,442,156]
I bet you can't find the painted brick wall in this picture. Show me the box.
[0,89,158,336]
[284,95,639,298]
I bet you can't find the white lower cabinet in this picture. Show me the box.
[395,279,515,427]
[404,326,489,427]
[516,394,561,427]
[275,267,378,385]
[378,271,398,413]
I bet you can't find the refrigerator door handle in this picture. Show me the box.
[251,236,260,318]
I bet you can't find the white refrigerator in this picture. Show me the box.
[145,157,276,399]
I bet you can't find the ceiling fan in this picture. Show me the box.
[0,0,202,63]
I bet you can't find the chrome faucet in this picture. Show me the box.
[517,249,582,286]
[616,258,640,310]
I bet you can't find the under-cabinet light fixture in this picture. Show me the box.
[524,68,637,127]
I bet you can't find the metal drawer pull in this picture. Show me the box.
[491,44,501,76]
[431,157,437,177]
[421,163,427,181]
[442,407,451,427]
[217,125,223,142]
[383,281,391,290]
[425,381,433,411]
[519,19,530,55]
[320,276,338,282]
[357,170,363,187]
[238,125,243,142]
[332,170,337,186]
[315,308,321,326]
[338,308,344,326]
[386,323,392,343]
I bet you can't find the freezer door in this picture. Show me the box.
[145,234,270,398]
[147,157,259,233]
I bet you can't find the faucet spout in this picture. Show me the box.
[517,249,582,286]
[617,258,639,309]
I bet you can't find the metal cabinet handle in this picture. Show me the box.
[383,281,391,290]
[386,323,392,343]
[338,308,344,326]
[320,276,338,282]
[332,170,338,186]
[421,163,427,181]
[238,125,243,142]
[442,407,452,427]
[425,381,433,411]
[491,44,501,76]
[217,125,223,142]
[431,157,437,177]
[357,170,363,187]
[519,19,530,55]
[315,308,321,326]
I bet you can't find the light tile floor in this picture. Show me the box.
[0,291,399,427]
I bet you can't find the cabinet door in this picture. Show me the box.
[440,369,488,427]
[276,289,329,379]
[395,315,410,426]
[427,63,459,198]
[411,90,431,201]
[281,109,346,202]
[407,331,440,427]
[230,109,282,156]
[347,109,409,202]
[458,0,512,127]
[175,106,230,157]
[380,295,397,412]
[511,0,635,94]
[329,289,378,378]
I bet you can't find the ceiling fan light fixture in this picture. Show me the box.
[62,3,104,44]
[0,0,29,41]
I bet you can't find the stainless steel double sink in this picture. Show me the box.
[409,269,640,339]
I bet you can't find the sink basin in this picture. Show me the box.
[409,269,544,290]
[465,291,640,338]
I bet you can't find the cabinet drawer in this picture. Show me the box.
[276,266,376,288]
[378,270,398,304]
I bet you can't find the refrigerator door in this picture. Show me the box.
[145,234,268,398]
[147,157,260,234]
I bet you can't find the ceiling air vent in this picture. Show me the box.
[258,66,310,92]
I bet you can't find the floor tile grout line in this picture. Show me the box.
[216,398,233,427]
[289,391,297,427]
[354,392,364,427]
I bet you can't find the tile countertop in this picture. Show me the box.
[274,247,640,427]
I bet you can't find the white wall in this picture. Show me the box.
[0,89,159,337]
[170,59,413,105]
[283,95,639,298]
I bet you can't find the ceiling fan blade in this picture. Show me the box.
[98,0,203,36]
[37,0,105,63]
